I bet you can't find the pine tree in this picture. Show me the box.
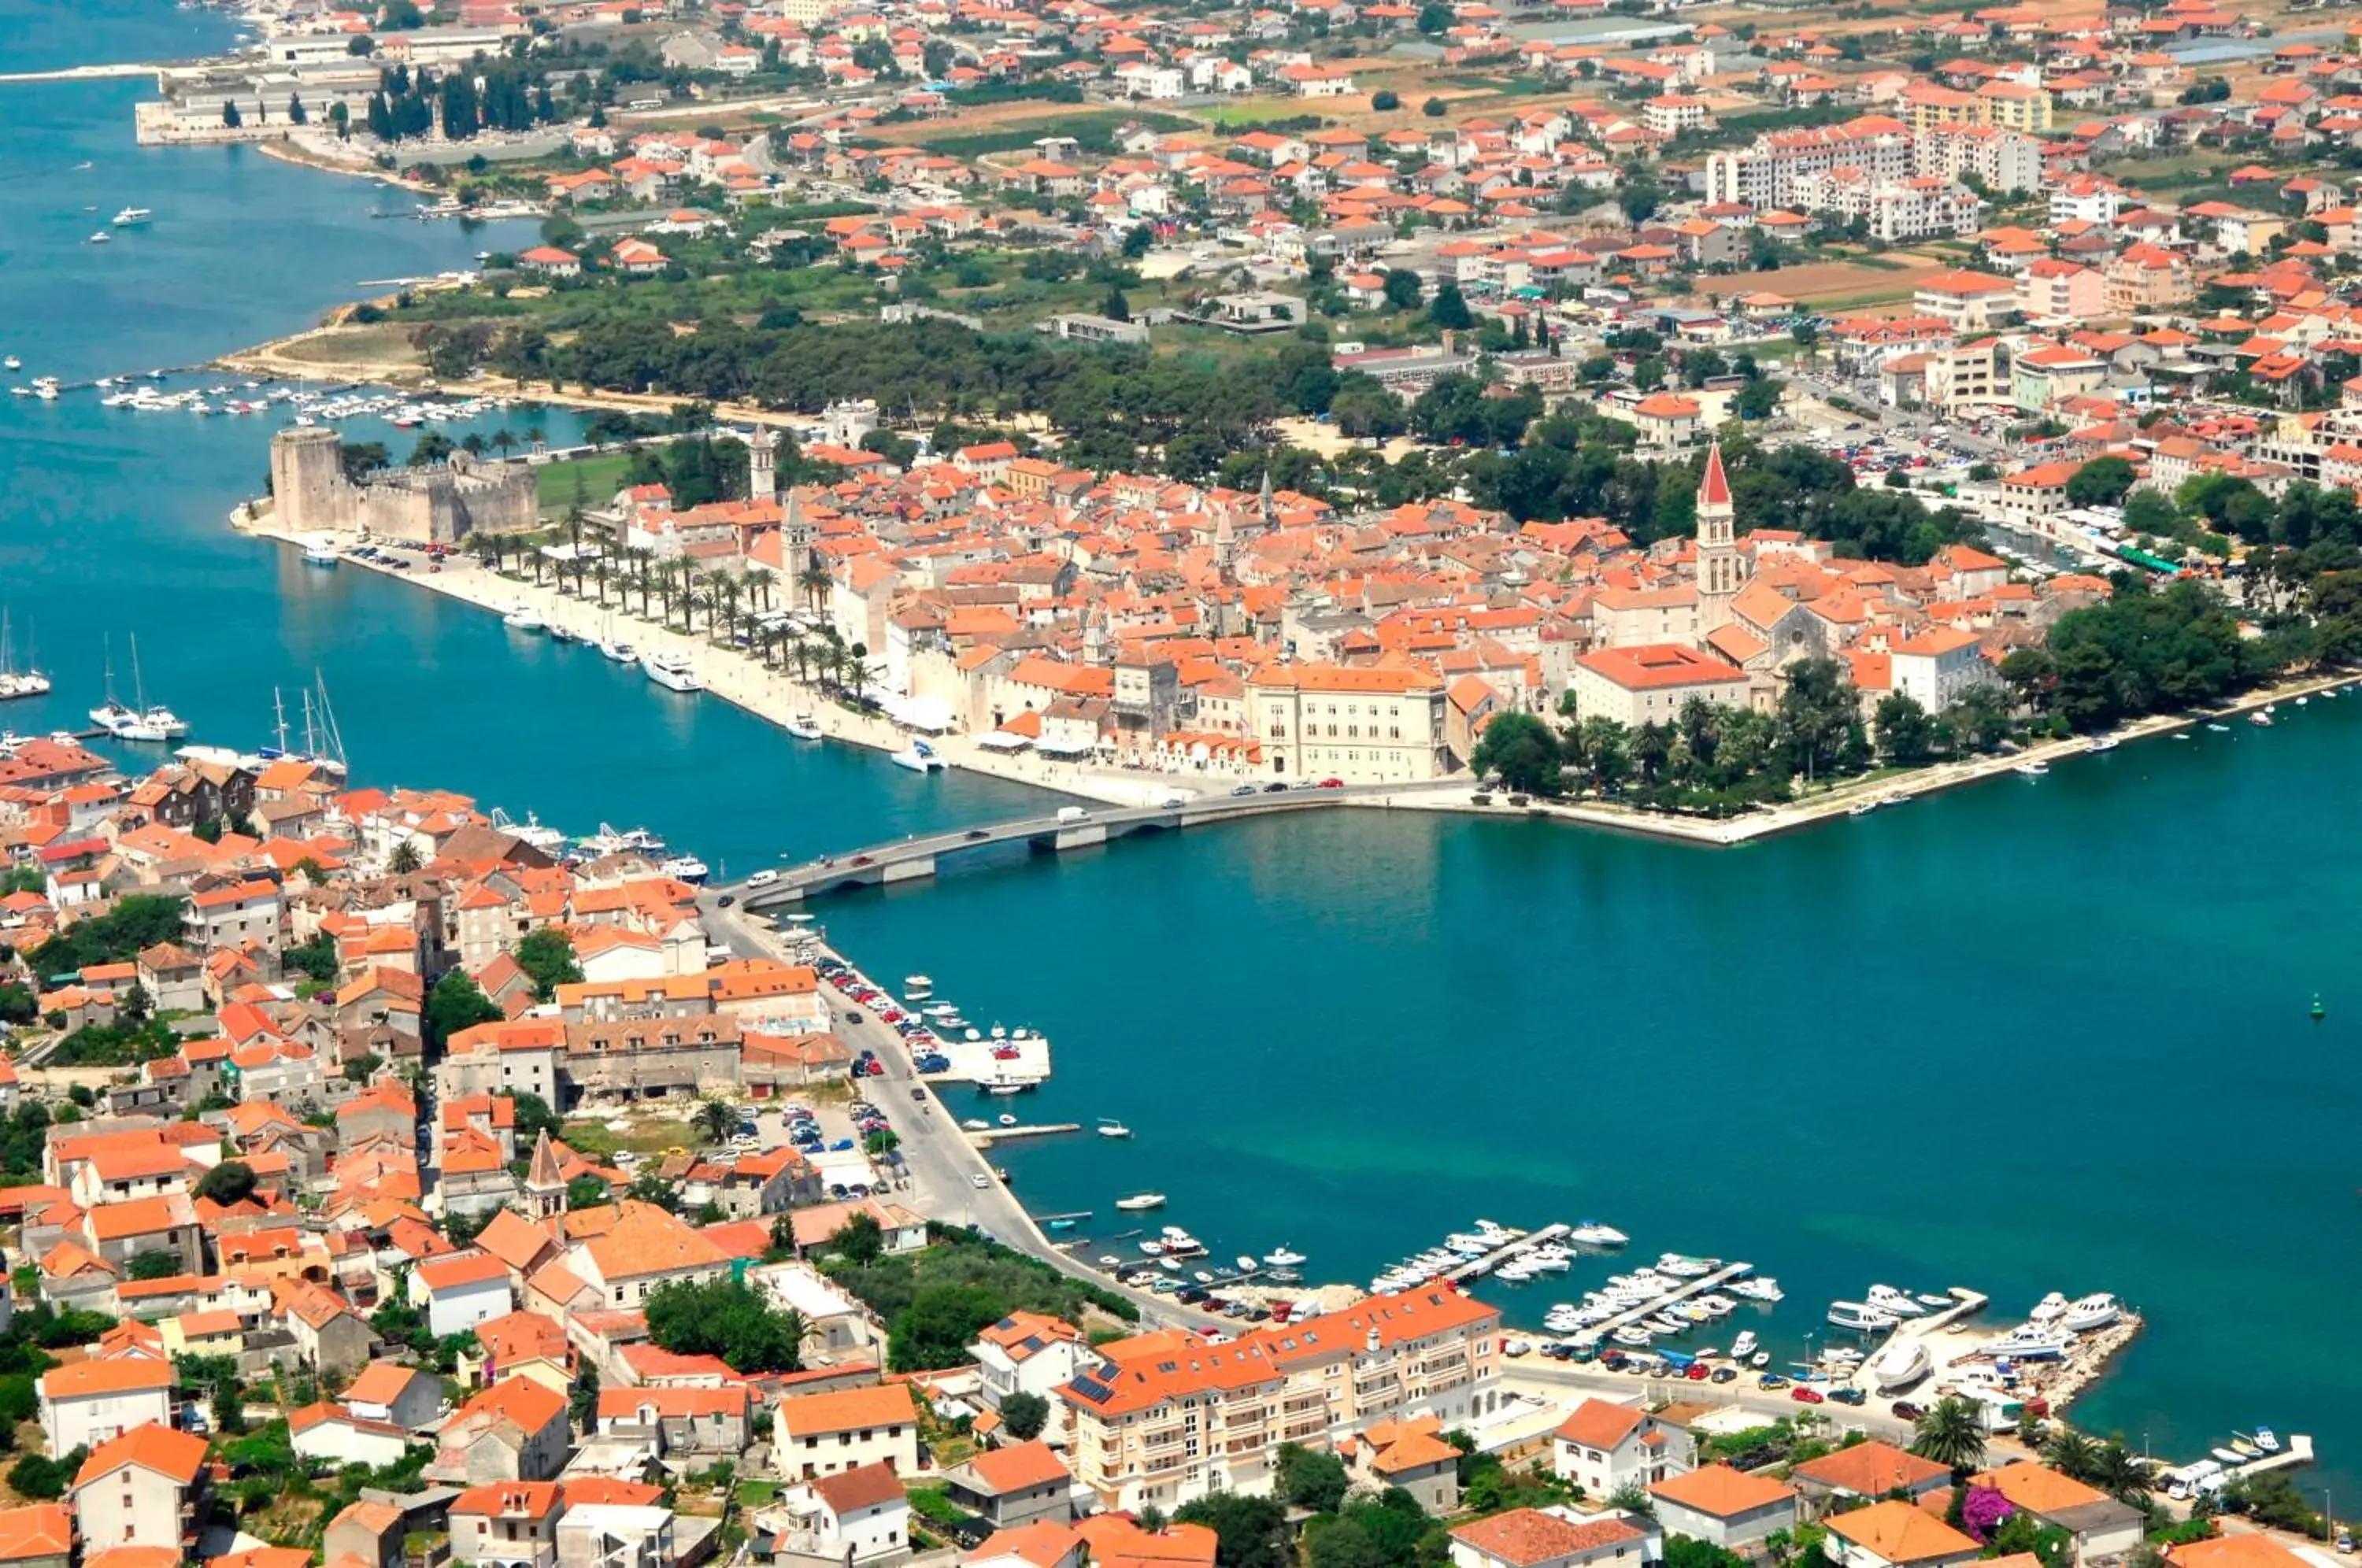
[221,100,242,128]
[287,93,307,124]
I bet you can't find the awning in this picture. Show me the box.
[878,693,953,733]
[972,731,1031,752]
[1035,738,1094,756]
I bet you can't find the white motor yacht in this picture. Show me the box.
[300,536,340,566]
[1569,1222,1628,1247]
[658,855,709,883]
[1264,1246,1306,1267]
[487,808,569,856]
[2013,759,2050,776]
[1115,1193,1165,1211]
[502,605,546,633]
[1729,1330,1758,1362]
[643,651,704,693]
[1865,1285,1928,1318]
[113,207,152,226]
[2029,1291,2070,1323]
[1871,1338,1932,1392]
[785,713,824,740]
[1727,1276,1783,1302]
[2062,1292,2120,1333]
[598,634,636,663]
[1097,1120,1132,1138]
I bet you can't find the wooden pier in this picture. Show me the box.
[1576,1259,1757,1345]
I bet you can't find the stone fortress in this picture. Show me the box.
[268,426,538,545]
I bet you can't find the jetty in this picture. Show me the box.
[1578,1260,1757,1344]
[1444,1224,1561,1285]
[970,1123,1080,1144]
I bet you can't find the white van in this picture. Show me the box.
[746,869,780,889]
[1055,806,1090,824]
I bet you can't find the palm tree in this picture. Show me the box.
[491,429,518,460]
[2045,1431,2101,1483]
[2090,1442,2152,1505]
[716,571,743,644]
[746,564,775,612]
[1910,1396,1987,1471]
[629,549,654,617]
[690,1098,737,1145]
[797,562,832,612]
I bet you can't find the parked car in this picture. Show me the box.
[1891,1401,1925,1421]
[1231,784,1259,797]
[1829,1388,1867,1407]
[1790,1386,1825,1404]
[970,1173,990,1189]
[1758,1374,1790,1389]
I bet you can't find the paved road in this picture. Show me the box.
[1503,1360,1915,1444]
[701,897,1229,1333]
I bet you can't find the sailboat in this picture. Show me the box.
[259,677,349,776]
[596,614,635,664]
[89,635,187,741]
[0,612,51,701]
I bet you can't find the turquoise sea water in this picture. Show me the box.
[820,713,2362,1484]
[8,0,2360,1502]
[0,5,1053,867]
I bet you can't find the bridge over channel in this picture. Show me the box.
[727,781,1441,908]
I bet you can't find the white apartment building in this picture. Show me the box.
[1790,170,1985,240]
[1057,1289,1501,1513]
[1917,124,2043,193]
[1702,116,1912,208]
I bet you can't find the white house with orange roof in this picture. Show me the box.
[1572,645,1751,728]
[410,1251,516,1338]
[1549,1398,1693,1497]
[1648,1465,1798,1552]
[39,1359,175,1454]
[972,1311,1092,1417]
[777,1383,920,1480]
[68,1423,209,1554]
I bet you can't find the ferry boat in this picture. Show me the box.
[658,854,709,883]
[1826,1300,1898,1333]
[642,651,705,693]
[112,207,152,227]
[300,536,340,566]
[0,612,51,701]
[1114,1193,1166,1211]
[785,713,824,740]
[890,738,946,773]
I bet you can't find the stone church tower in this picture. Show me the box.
[1695,440,1739,634]
[524,1129,567,1219]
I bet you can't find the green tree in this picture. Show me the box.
[835,1210,886,1265]
[1276,1441,1350,1512]
[513,928,583,1000]
[1422,95,1448,116]
[1371,89,1400,112]
[127,1251,182,1281]
[512,1092,562,1146]
[643,1278,809,1373]
[1382,268,1423,311]
[1428,284,1473,331]
[1872,693,1933,764]
[569,1361,602,1429]
[424,971,502,1050]
[1911,1396,1987,1470]
[388,841,424,874]
[192,1159,257,1205]
[7,1448,80,1500]
[1174,1492,1290,1568]
[2066,457,2136,508]
[222,100,242,128]
[567,1174,614,1209]
[1470,712,1563,795]
[1000,1390,1049,1440]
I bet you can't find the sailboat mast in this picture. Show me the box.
[274,689,291,756]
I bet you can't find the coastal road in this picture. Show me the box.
[1503,1361,1916,1444]
[700,897,1231,1335]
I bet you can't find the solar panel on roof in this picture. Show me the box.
[1070,1376,1114,1403]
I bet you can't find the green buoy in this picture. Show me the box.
[2312,993,2327,1021]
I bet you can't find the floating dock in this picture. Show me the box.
[1444,1223,1560,1284]
[1577,1259,1756,1344]
[970,1123,1080,1144]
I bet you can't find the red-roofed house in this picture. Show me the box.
[1550,1399,1693,1497]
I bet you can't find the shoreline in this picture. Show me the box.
[239,508,2356,849]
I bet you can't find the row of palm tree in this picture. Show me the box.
[1908,1397,2155,1508]
[475,516,875,701]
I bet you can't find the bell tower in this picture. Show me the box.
[1696,441,1739,633]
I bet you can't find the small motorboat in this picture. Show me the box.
[1264,1246,1306,1267]
[1116,1193,1166,1211]
[2256,1428,2280,1454]
[786,712,824,740]
[2249,709,2274,728]
[1098,1119,1131,1138]
[995,1114,1016,1127]
[1236,1255,1257,1272]
[959,1119,987,1131]
[2013,759,2049,777]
